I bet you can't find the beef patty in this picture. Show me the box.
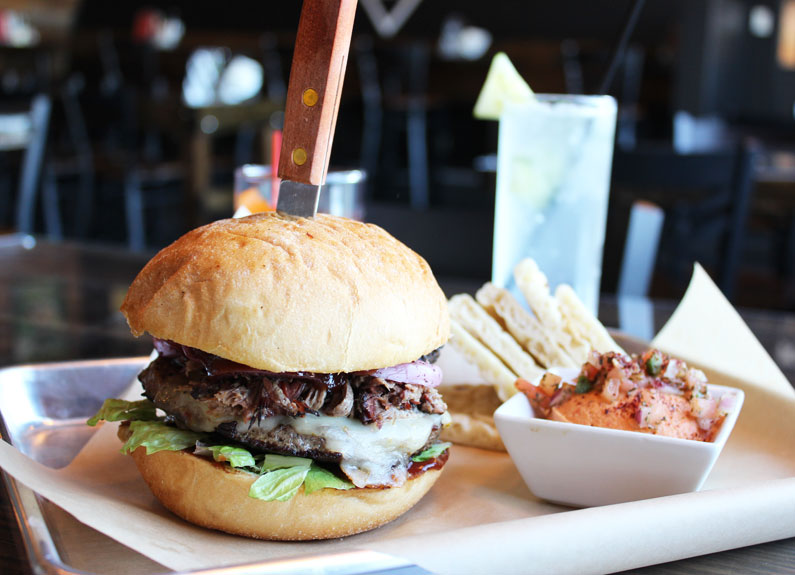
[138,355,448,487]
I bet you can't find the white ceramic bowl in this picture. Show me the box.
[494,368,745,507]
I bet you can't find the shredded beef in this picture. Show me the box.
[354,377,433,427]
[324,382,354,417]
[139,356,447,429]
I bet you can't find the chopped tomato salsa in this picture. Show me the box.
[516,349,734,442]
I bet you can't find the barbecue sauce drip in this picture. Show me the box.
[407,447,450,479]
[152,337,442,389]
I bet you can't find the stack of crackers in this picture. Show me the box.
[439,258,625,451]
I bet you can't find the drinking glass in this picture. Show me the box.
[492,95,617,314]
[319,169,367,221]
[234,165,366,220]
[234,164,278,213]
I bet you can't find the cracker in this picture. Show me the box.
[555,284,626,355]
[513,258,562,327]
[476,283,578,369]
[448,318,518,401]
[449,294,543,383]
[513,259,591,363]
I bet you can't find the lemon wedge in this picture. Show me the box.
[473,52,535,120]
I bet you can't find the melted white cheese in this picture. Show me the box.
[236,411,448,487]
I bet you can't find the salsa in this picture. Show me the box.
[516,349,734,442]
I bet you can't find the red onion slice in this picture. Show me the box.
[718,393,737,414]
[152,338,181,357]
[370,361,443,388]
[152,337,443,387]
[690,396,717,419]
[636,404,652,428]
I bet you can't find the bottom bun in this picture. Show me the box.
[119,426,444,540]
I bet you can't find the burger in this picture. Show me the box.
[88,212,451,540]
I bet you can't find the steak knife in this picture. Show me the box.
[276,0,359,218]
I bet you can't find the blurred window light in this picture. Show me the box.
[200,114,219,134]
[182,50,263,108]
[217,55,263,106]
[132,8,184,50]
[673,111,729,154]
[437,14,492,61]
[182,48,227,108]
[0,10,40,47]
[749,4,775,37]
[778,0,795,69]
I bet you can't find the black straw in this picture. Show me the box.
[597,0,647,95]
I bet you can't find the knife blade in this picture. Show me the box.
[276,0,359,218]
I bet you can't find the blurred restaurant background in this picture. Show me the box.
[0,0,794,311]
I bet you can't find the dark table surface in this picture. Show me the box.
[0,235,793,575]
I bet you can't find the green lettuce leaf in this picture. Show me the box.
[121,420,207,455]
[249,467,310,502]
[304,464,354,494]
[247,456,353,500]
[98,400,356,501]
[411,442,451,463]
[260,453,312,472]
[207,445,256,469]
[87,398,158,426]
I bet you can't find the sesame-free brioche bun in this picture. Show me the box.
[121,212,450,373]
[121,426,443,540]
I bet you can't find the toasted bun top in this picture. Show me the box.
[121,212,449,373]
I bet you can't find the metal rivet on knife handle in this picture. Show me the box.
[303,89,319,107]
[292,148,308,166]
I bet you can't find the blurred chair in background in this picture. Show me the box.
[41,74,94,240]
[121,79,186,252]
[380,41,432,210]
[609,139,758,301]
[748,152,795,310]
[614,45,645,151]
[259,33,286,104]
[618,201,665,299]
[616,200,664,340]
[560,39,585,95]
[40,41,184,251]
[9,93,51,235]
[355,36,382,202]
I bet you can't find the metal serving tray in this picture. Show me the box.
[0,359,429,575]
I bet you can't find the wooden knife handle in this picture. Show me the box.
[277,0,358,186]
